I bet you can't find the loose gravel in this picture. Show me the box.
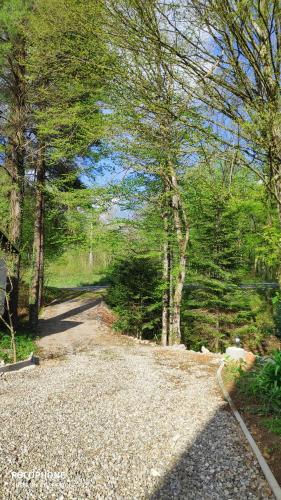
[0,296,274,499]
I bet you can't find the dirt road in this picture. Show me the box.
[0,293,273,499]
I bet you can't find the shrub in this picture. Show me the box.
[107,256,161,340]
[239,350,281,413]
[182,287,276,353]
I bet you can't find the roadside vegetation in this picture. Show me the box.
[0,329,37,364]
[0,0,280,372]
[223,353,281,480]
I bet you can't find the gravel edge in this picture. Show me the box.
[217,362,281,500]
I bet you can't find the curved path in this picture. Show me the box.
[0,293,273,499]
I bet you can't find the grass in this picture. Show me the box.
[47,272,107,288]
[0,328,37,364]
[262,417,281,435]
[45,250,108,288]
[237,351,281,414]
[224,352,281,436]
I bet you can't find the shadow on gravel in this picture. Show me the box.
[44,287,106,306]
[150,405,274,499]
[39,299,101,337]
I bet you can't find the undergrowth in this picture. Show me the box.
[225,350,281,436]
[0,330,37,364]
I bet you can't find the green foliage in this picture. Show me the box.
[238,351,281,414]
[0,330,37,364]
[107,256,162,340]
[262,417,281,436]
[181,165,278,352]
[0,171,11,234]
[27,0,112,159]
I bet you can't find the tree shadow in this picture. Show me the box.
[150,405,274,499]
[38,299,101,337]
[44,286,107,306]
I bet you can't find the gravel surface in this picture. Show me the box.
[0,296,274,499]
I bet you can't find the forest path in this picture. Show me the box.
[0,293,273,499]
[37,290,120,359]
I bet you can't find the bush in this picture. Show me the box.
[239,350,281,413]
[182,287,276,353]
[107,256,161,340]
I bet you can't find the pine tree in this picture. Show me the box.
[183,164,276,351]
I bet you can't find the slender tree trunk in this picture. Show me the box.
[7,147,25,327]
[168,167,190,345]
[8,138,25,325]
[170,232,189,344]
[29,149,45,331]
[169,248,174,341]
[38,198,45,309]
[89,221,94,266]
[161,207,170,346]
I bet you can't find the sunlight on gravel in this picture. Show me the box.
[0,298,274,499]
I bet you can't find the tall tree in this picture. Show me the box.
[140,1,281,224]
[106,1,201,344]
[25,0,112,329]
[0,0,31,322]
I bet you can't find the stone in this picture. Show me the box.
[201,346,211,354]
[166,344,186,350]
[150,469,161,477]
[225,346,248,361]
[245,351,256,368]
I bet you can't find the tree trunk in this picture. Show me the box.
[7,145,25,328]
[170,236,189,344]
[29,150,45,331]
[5,34,27,326]
[161,208,171,346]
[89,221,94,267]
[168,167,190,345]
[38,201,45,309]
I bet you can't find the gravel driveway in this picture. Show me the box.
[0,295,274,499]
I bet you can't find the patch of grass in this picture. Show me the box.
[223,358,246,382]
[46,250,108,288]
[47,273,107,288]
[262,417,281,436]
[224,352,281,434]
[0,329,37,364]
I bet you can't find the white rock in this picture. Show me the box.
[166,344,186,350]
[150,469,161,477]
[225,346,247,361]
[171,433,181,443]
[201,346,211,354]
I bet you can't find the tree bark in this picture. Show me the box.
[170,232,189,344]
[29,149,45,331]
[5,33,27,325]
[168,167,190,345]
[161,205,171,346]
[38,203,45,309]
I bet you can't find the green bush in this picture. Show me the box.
[239,350,281,413]
[107,256,161,340]
[182,287,275,353]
